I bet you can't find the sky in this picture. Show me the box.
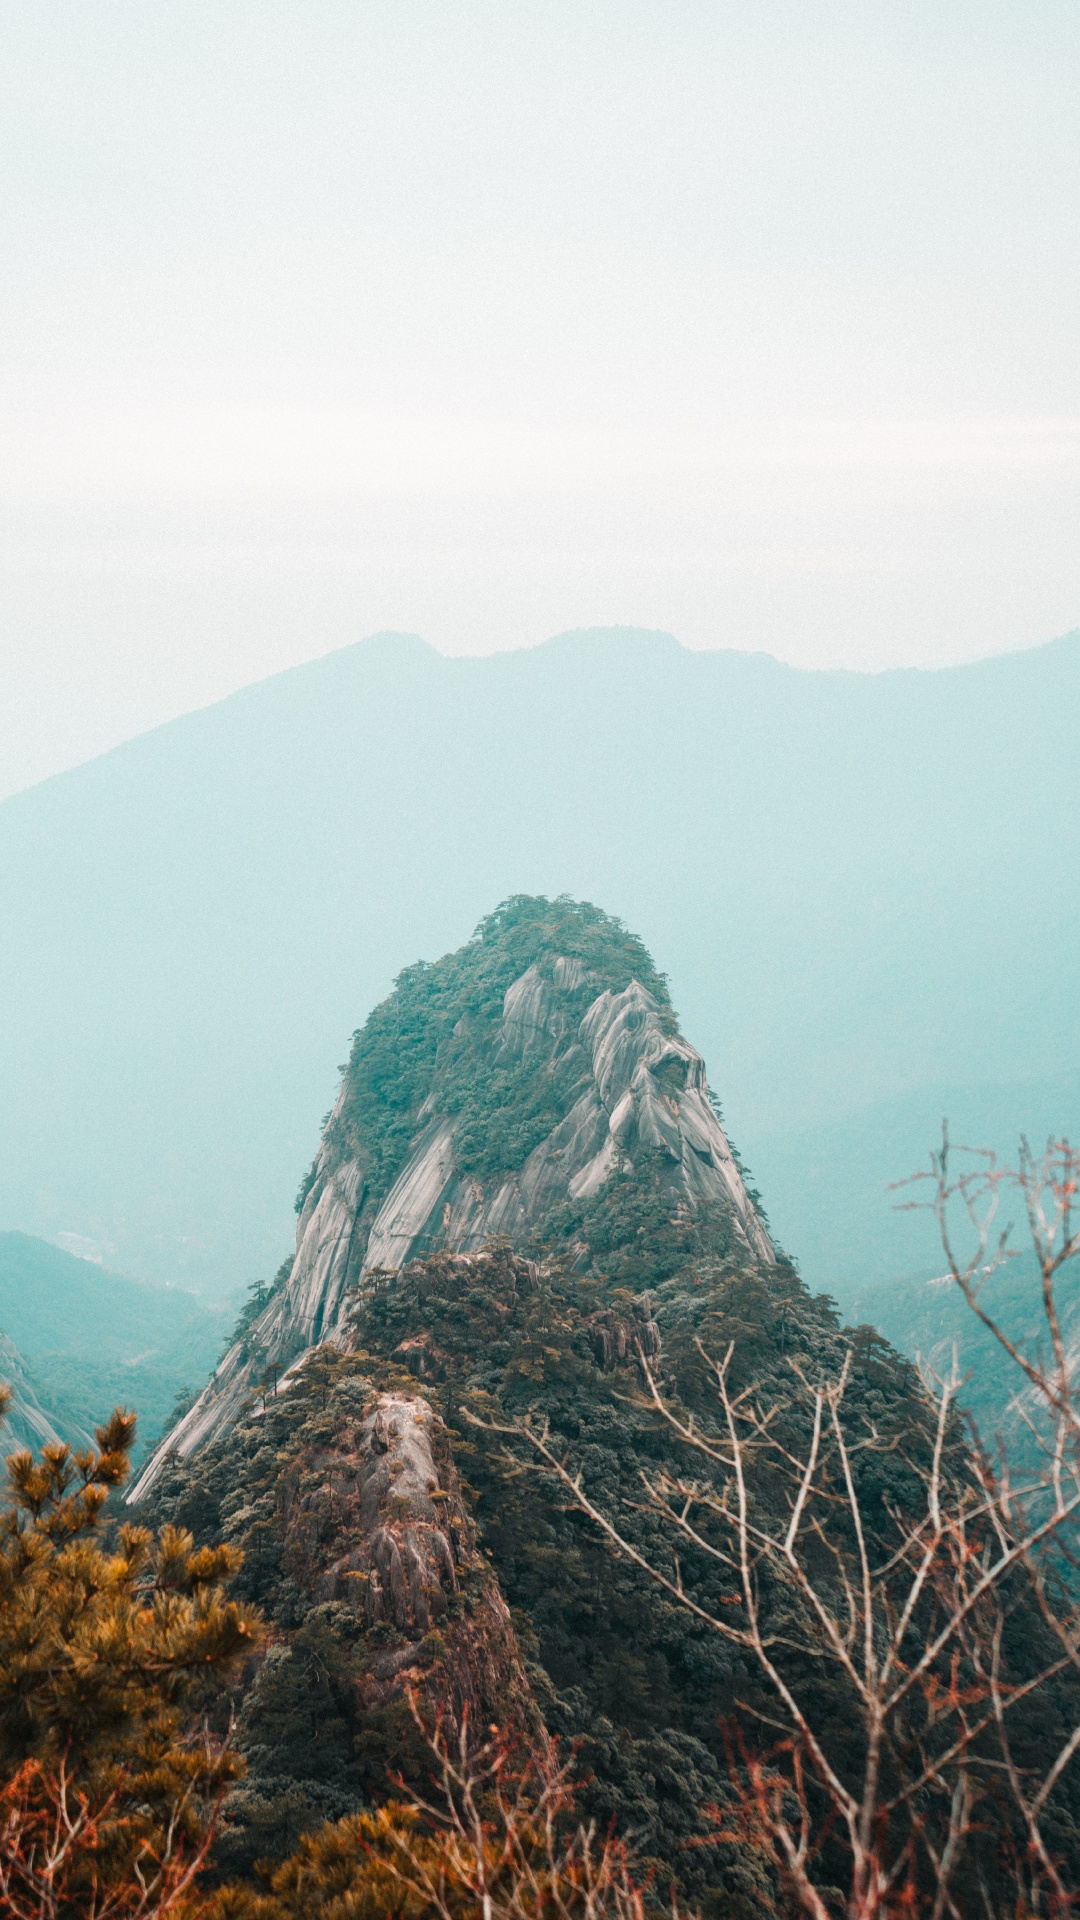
[2,1,1079,800]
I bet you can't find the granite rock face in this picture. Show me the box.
[197,1363,533,1871]
[131,941,771,1501]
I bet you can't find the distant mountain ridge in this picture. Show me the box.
[1,624,1077,1300]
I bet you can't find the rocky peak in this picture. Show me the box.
[131,898,771,1501]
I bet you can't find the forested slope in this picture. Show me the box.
[139,901,1080,1911]
[0,1233,231,1455]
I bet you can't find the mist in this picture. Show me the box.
[3,1,1080,797]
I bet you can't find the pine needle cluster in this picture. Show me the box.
[0,1387,261,1914]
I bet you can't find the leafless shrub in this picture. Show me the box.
[373,1694,673,1920]
[204,1693,678,1920]
[0,1755,220,1920]
[471,1133,1080,1918]
[898,1129,1080,1909]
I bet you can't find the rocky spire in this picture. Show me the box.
[130,902,772,1502]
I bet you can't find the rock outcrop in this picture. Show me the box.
[122,898,1080,1912]
[150,1335,537,1875]
[276,1385,529,1728]
[131,904,772,1501]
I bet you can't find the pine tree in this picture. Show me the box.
[0,1388,261,1915]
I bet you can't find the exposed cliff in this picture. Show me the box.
[132,897,772,1501]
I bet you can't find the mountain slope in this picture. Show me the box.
[1,625,1078,1297]
[138,901,1080,1908]
[847,1249,1080,1450]
[752,1071,1080,1299]
[134,902,819,1900]
[0,1331,92,1453]
[0,1233,233,1455]
[132,897,771,1498]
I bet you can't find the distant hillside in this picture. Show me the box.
[752,1070,1080,1306]
[846,1250,1080,1457]
[0,1234,233,1457]
[0,626,1077,1297]
[0,1330,91,1454]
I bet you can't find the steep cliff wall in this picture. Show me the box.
[132,899,772,1500]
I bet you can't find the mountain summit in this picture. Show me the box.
[132,897,771,1499]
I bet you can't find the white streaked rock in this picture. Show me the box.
[494,964,560,1064]
[130,949,774,1498]
[568,1131,620,1200]
[0,1331,91,1454]
[275,1157,364,1344]
[552,955,590,992]
[362,1120,456,1272]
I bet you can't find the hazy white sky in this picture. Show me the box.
[2,1,1080,798]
